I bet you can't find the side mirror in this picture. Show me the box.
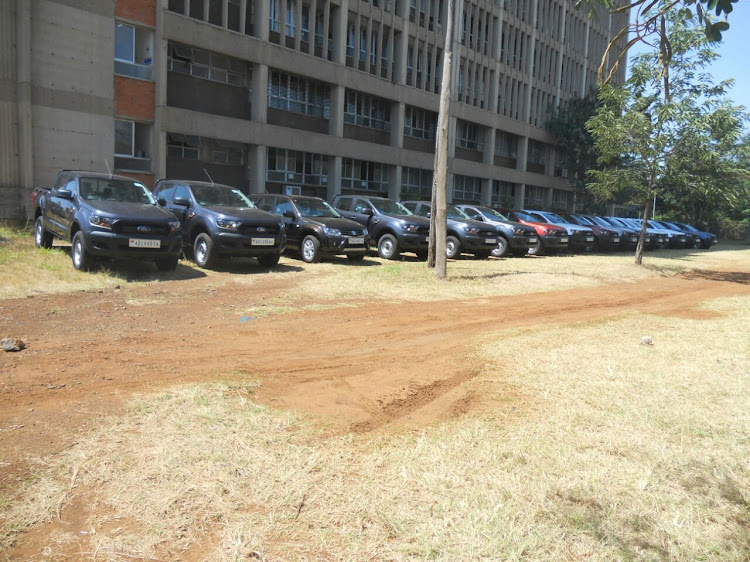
[54,189,73,200]
[283,209,296,219]
[362,208,373,216]
[157,197,167,206]
[426,212,431,219]
[173,196,190,207]
[472,214,483,221]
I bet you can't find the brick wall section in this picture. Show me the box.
[115,76,155,121]
[120,172,155,190]
[115,0,156,27]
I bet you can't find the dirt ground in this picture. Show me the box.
[2,258,749,512]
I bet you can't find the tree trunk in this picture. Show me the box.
[635,199,651,265]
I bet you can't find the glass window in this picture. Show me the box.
[115,23,135,62]
[115,120,134,156]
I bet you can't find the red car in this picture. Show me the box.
[506,211,570,255]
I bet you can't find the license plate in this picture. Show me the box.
[485,238,496,244]
[613,237,620,243]
[425,237,429,242]
[129,238,160,248]
[586,236,594,242]
[348,237,364,245]
[528,237,538,243]
[561,238,569,243]
[251,238,274,246]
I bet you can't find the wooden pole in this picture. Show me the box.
[428,0,454,278]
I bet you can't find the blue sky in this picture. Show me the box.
[628,0,750,110]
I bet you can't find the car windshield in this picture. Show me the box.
[79,178,156,204]
[293,197,340,218]
[592,216,613,227]
[544,212,569,224]
[480,208,509,221]
[514,211,538,222]
[447,205,470,220]
[528,212,549,223]
[371,199,413,216]
[191,185,254,208]
[679,223,699,233]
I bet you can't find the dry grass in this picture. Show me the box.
[3,295,750,560]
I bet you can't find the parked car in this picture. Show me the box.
[523,210,595,252]
[591,216,640,250]
[32,170,182,271]
[611,217,665,249]
[673,221,717,249]
[645,220,688,248]
[506,210,570,255]
[456,204,538,257]
[563,214,622,252]
[400,201,498,259]
[653,220,700,249]
[332,195,430,260]
[153,180,285,268]
[252,194,369,262]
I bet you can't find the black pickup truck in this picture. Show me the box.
[332,195,431,260]
[153,179,286,268]
[32,170,182,271]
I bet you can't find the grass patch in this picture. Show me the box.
[3,296,750,560]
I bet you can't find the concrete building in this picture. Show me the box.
[1,0,628,220]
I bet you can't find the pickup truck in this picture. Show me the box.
[153,179,286,269]
[32,170,182,271]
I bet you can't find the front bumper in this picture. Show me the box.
[460,233,499,252]
[215,231,286,256]
[540,233,569,249]
[321,234,371,256]
[511,234,538,250]
[398,232,430,251]
[87,229,182,260]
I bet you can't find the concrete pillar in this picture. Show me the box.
[483,126,495,166]
[480,178,492,206]
[249,145,267,194]
[514,184,526,209]
[16,0,34,214]
[329,84,345,137]
[333,0,348,64]
[240,0,247,33]
[544,187,553,209]
[251,64,269,123]
[327,155,342,201]
[388,164,402,200]
[256,0,270,41]
[554,3,567,107]
[517,136,529,174]
[581,19,591,96]
[153,6,169,181]
[390,101,404,148]
[394,30,407,84]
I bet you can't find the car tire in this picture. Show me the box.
[193,232,217,269]
[300,235,321,263]
[491,236,509,258]
[257,253,280,267]
[445,236,461,259]
[528,239,543,256]
[156,256,179,272]
[346,253,366,262]
[71,231,92,271]
[378,234,400,260]
[34,216,53,249]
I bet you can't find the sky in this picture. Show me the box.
[627,0,750,110]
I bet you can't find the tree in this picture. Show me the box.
[587,15,748,265]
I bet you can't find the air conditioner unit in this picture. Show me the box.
[284,185,302,195]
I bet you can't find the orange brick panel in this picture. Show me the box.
[120,172,155,190]
[116,0,156,27]
[115,76,155,121]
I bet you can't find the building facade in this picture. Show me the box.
[0,0,628,219]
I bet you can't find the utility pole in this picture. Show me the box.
[428,0,454,279]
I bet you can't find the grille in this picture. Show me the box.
[116,222,169,236]
[239,224,279,235]
[480,230,496,238]
[341,228,363,236]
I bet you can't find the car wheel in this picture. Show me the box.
[257,253,280,267]
[491,236,509,258]
[193,232,217,269]
[378,234,399,260]
[528,238,543,256]
[473,251,491,259]
[347,253,366,262]
[156,256,179,272]
[445,236,461,259]
[34,216,53,249]
[71,231,92,271]
[300,235,321,263]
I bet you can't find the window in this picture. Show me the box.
[401,167,433,199]
[341,159,389,192]
[453,175,482,202]
[267,148,328,186]
[344,90,391,131]
[268,70,330,118]
[115,120,152,172]
[404,106,437,140]
[492,180,516,207]
[528,140,547,166]
[269,0,280,32]
[168,43,246,87]
[167,133,200,160]
[495,132,518,159]
[115,22,154,80]
[456,120,483,151]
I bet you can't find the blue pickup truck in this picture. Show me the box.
[31,170,183,271]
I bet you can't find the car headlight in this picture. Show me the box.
[463,226,480,235]
[403,223,420,233]
[362,228,368,236]
[217,219,241,231]
[513,228,525,235]
[538,227,548,234]
[89,215,116,229]
[324,226,341,236]
[168,220,181,232]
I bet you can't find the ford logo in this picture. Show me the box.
[257,227,267,233]
[137,226,151,233]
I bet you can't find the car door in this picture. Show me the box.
[166,184,194,230]
[273,198,302,250]
[46,175,74,237]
